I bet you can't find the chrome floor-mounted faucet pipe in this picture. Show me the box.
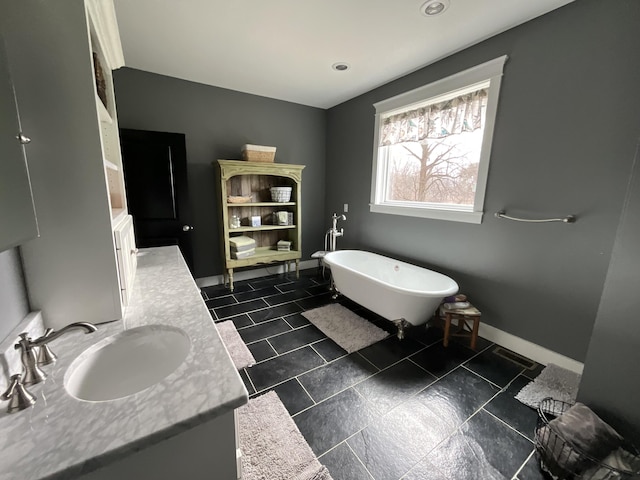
[328,213,346,251]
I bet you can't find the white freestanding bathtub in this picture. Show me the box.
[323,250,458,337]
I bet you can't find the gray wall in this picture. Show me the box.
[325,0,640,362]
[0,248,29,343]
[113,69,327,279]
[578,142,640,445]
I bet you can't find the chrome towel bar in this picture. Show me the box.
[495,210,576,223]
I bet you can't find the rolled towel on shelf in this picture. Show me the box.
[444,294,467,303]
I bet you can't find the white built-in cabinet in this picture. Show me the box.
[1,0,136,329]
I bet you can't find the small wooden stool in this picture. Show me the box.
[441,304,482,350]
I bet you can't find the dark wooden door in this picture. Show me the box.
[119,129,194,270]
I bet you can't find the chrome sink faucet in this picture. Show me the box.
[15,322,97,386]
[1,374,36,413]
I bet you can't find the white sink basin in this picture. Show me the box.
[64,325,190,402]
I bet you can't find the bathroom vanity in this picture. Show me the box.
[0,246,248,480]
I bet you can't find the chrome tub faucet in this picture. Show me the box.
[329,213,346,251]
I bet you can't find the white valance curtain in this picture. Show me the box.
[379,89,488,146]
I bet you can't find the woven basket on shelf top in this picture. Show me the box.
[242,144,276,162]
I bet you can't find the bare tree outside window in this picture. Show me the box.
[385,128,483,206]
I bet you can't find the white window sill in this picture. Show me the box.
[370,203,483,224]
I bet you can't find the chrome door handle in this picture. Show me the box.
[182,225,194,232]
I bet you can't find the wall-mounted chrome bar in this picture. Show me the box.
[495,210,576,223]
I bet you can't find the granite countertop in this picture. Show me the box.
[0,246,248,480]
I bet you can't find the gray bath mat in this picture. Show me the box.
[237,391,333,480]
[217,320,256,370]
[515,363,581,409]
[302,303,389,353]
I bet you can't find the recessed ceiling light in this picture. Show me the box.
[332,62,350,72]
[421,0,450,16]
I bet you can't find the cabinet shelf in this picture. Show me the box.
[227,202,296,208]
[96,93,113,124]
[227,247,300,268]
[111,207,126,222]
[104,158,119,171]
[230,225,296,233]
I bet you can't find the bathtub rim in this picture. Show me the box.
[323,249,458,297]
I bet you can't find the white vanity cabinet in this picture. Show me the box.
[113,214,137,307]
[1,0,134,329]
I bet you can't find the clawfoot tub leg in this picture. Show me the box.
[393,319,411,340]
[331,285,340,300]
[328,273,340,299]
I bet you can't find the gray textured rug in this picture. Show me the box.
[237,391,333,480]
[515,363,582,408]
[217,320,256,370]
[302,303,389,353]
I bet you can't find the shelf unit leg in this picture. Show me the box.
[228,268,234,292]
[295,259,300,279]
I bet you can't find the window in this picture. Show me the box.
[370,56,507,224]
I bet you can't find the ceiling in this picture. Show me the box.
[113,0,574,109]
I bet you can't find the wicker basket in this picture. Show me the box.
[242,144,276,163]
[535,398,640,480]
[270,186,292,203]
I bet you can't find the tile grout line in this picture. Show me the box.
[353,350,383,372]
[248,342,343,396]
[242,367,258,395]
[511,448,537,480]
[264,338,278,359]
[460,364,508,390]
[243,323,317,349]
[308,342,332,364]
[293,377,318,409]
[235,313,293,331]
[482,407,535,444]
[408,402,505,475]
[290,371,379,418]
[315,387,383,456]
[281,315,298,330]
[214,299,271,321]
[345,441,376,480]
[317,440,376,480]
[268,335,329,360]
[261,290,314,307]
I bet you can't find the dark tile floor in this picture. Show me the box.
[202,270,550,480]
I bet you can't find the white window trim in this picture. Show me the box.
[370,55,507,224]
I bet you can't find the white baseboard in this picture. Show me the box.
[196,259,318,288]
[479,322,584,374]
